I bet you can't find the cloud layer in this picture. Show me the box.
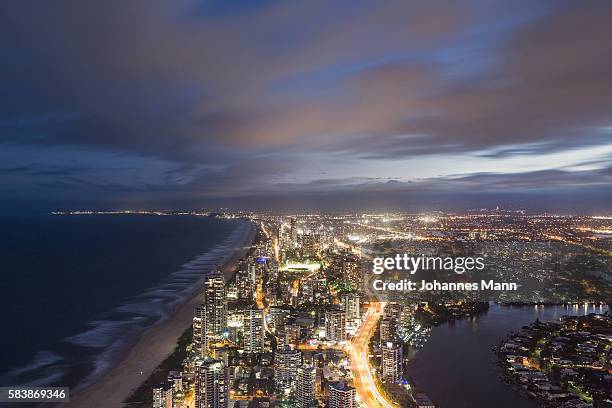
[1,0,611,209]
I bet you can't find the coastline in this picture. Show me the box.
[63,220,256,408]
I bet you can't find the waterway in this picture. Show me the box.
[407,303,609,408]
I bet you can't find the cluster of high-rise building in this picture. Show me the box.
[148,210,608,406]
[141,210,612,407]
[152,370,183,408]
[191,273,230,408]
[165,216,366,407]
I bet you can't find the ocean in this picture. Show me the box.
[0,214,251,390]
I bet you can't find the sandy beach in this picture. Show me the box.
[64,221,256,408]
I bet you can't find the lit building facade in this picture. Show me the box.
[203,272,227,338]
[381,341,403,383]
[325,309,346,342]
[296,365,317,408]
[328,381,356,408]
[193,304,208,357]
[379,317,397,346]
[152,382,173,408]
[274,345,302,391]
[342,293,360,329]
[243,308,264,353]
[383,302,403,322]
[194,358,228,408]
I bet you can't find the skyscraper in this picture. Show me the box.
[301,232,316,259]
[290,217,298,245]
[379,317,397,347]
[328,381,356,408]
[194,358,228,408]
[193,304,208,357]
[381,341,403,383]
[274,345,302,390]
[152,382,173,408]
[236,266,254,301]
[342,293,360,329]
[296,365,317,408]
[203,272,227,338]
[325,309,346,343]
[243,308,264,353]
[248,262,257,286]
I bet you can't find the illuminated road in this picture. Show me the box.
[349,302,396,408]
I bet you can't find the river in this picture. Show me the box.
[407,303,609,408]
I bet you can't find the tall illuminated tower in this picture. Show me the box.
[325,309,346,342]
[274,345,302,390]
[290,217,298,245]
[203,272,227,338]
[381,341,403,383]
[193,304,208,357]
[194,358,228,408]
[243,308,264,353]
[379,317,397,347]
[342,293,360,329]
[296,365,317,408]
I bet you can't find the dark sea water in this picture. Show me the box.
[407,303,609,408]
[0,214,251,390]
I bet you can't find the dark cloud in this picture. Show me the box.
[231,163,612,195]
[0,1,520,155]
[0,0,611,207]
[321,2,612,158]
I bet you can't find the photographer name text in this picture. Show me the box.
[372,279,517,291]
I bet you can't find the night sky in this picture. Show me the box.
[1,1,611,212]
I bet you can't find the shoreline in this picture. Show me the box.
[63,220,256,408]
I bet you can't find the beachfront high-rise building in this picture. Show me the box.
[203,272,227,337]
[193,304,208,357]
[274,345,302,390]
[381,341,403,383]
[325,309,346,343]
[342,293,360,329]
[167,371,183,393]
[328,381,356,408]
[194,358,228,408]
[243,308,264,353]
[248,262,257,286]
[152,382,173,408]
[296,365,317,408]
